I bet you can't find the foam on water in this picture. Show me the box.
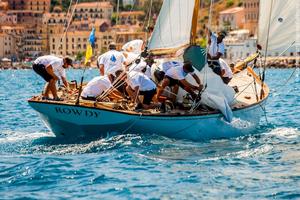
[0,69,299,199]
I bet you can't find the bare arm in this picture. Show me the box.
[132,86,140,104]
[61,76,69,88]
[99,64,104,76]
[210,52,223,60]
[192,73,201,85]
[156,78,169,99]
[45,65,59,80]
[180,79,198,91]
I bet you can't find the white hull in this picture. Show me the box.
[28,99,267,141]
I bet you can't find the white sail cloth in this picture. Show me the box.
[154,60,235,122]
[198,66,235,122]
[182,65,235,122]
[258,0,300,55]
[148,0,195,51]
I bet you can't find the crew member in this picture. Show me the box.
[156,62,203,103]
[126,71,158,110]
[81,74,122,101]
[98,42,126,80]
[32,55,73,101]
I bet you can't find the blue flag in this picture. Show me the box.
[89,28,96,47]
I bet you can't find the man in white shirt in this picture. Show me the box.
[81,75,122,101]
[122,39,145,54]
[154,61,181,83]
[126,71,158,110]
[207,30,233,84]
[156,62,203,103]
[129,60,152,79]
[219,58,233,84]
[32,55,73,100]
[207,30,226,60]
[98,42,126,81]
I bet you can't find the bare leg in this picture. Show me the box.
[43,82,50,98]
[125,86,134,100]
[171,85,179,103]
[49,79,58,99]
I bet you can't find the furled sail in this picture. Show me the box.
[148,0,195,54]
[258,0,300,55]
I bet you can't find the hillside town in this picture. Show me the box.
[0,0,298,69]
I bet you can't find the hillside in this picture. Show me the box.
[198,0,242,34]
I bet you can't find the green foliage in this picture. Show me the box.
[75,51,85,61]
[226,0,234,8]
[238,1,243,7]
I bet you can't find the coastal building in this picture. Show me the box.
[7,0,50,12]
[73,2,113,20]
[113,25,147,50]
[243,0,259,36]
[119,11,145,25]
[49,30,115,57]
[219,7,244,31]
[223,29,257,62]
[0,32,15,59]
[0,12,17,25]
[0,25,24,59]
[0,1,8,10]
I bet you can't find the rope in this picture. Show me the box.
[189,0,214,113]
[97,55,143,100]
[58,0,79,55]
[121,113,142,134]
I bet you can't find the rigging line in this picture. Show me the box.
[121,113,142,134]
[233,80,255,101]
[59,0,79,54]
[145,0,153,45]
[262,0,274,80]
[57,0,73,54]
[124,0,137,25]
[190,0,213,113]
[98,55,143,100]
[167,0,174,46]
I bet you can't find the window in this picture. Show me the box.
[52,44,55,49]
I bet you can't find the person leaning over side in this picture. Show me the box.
[32,55,73,101]
[98,42,126,79]
[81,73,123,102]
[156,62,203,103]
[126,71,159,110]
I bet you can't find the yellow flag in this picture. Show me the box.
[84,44,93,65]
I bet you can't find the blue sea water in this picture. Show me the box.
[0,68,299,199]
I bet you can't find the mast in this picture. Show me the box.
[190,0,200,45]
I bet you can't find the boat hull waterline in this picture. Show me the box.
[28,100,267,141]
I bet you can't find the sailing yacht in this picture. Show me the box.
[28,0,280,141]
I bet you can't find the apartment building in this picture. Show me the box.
[219,7,244,30]
[73,2,113,20]
[243,0,259,36]
[7,0,50,12]
[119,11,145,25]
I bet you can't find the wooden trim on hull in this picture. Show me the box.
[28,94,268,118]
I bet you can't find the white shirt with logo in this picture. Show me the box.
[34,55,66,78]
[81,76,112,98]
[219,58,233,79]
[127,71,156,91]
[160,61,182,73]
[122,39,144,54]
[209,33,225,57]
[165,63,194,81]
[99,50,126,76]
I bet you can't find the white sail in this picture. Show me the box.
[148,0,195,52]
[258,0,300,56]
